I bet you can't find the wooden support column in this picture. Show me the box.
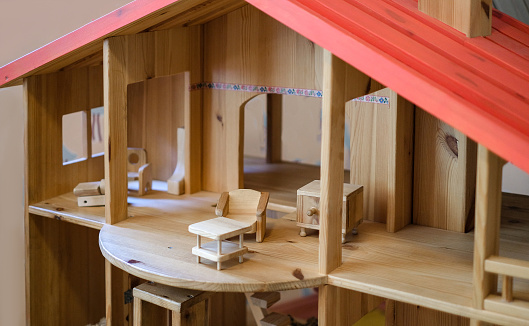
[266,94,282,163]
[104,37,132,225]
[419,0,492,37]
[319,50,346,275]
[473,145,505,309]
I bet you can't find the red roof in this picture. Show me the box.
[2,0,529,173]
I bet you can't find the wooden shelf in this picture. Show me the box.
[330,222,529,324]
[29,192,105,230]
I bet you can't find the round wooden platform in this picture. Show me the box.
[99,191,325,292]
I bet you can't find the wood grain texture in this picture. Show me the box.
[413,108,477,232]
[25,66,105,205]
[473,145,504,310]
[99,191,326,292]
[319,50,345,275]
[29,192,105,229]
[27,214,105,325]
[387,301,470,326]
[329,222,529,325]
[104,26,202,225]
[419,0,492,37]
[127,74,186,181]
[347,88,414,232]
[202,5,324,192]
[318,286,383,326]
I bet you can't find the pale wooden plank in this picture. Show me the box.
[418,0,492,37]
[133,282,209,313]
[484,295,529,320]
[29,192,105,229]
[473,145,505,309]
[103,37,130,225]
[319,50,345,275]
[348,88,413,232]
[485,256,529,280]
[413,108,477,232]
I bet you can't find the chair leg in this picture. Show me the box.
[133,297,142,326]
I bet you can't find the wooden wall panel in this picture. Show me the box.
[104,25,202,224]
[413,109,477,232]
[127,74,186,181]
[27,214,105,326]
[25,66,105,204]
[202,5,382,193]
[386,300,470,326]
[347,88,414,232]
[319,286,385,326]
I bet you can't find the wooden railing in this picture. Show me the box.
[483,256,529,320]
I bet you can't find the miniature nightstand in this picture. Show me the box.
[297,180,363,243]
[188,217,253,270]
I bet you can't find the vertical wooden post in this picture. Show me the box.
[319,50,345,275]
[266,94,282,163]
[473,145,505,309]
[419,0,492,37]
[103,38,129,225]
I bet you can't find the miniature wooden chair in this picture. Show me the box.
[127,148,152,196]
[133,282,211,326]
[215,189,270,243]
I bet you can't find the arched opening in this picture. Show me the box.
[241,93,350,208]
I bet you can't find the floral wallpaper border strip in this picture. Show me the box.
[190,82,390,105]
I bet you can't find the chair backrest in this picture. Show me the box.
[226,189,262,218]
[127,148,148,173]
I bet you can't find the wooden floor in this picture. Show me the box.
[244,157,349,207]
[29,181,529,324]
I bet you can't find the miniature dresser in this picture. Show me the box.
[297,180,363,243]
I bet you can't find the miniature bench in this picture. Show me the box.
[133,282,210,326]
[188,217,252,270]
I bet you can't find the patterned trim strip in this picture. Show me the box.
[350,94,389,105]
[190,82,389,105]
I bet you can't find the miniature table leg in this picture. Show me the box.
[196,235,201,263]
[239,234,244,263]
[217,239,222,270]
[300,227,306,237]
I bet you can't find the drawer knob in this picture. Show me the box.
[306,207,318,216]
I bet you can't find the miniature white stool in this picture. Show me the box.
[188,217,252,270]
[133,282,211,326]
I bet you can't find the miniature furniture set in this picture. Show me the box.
[3,0,529,325]
[189,189,270,270]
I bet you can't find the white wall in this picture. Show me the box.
[0,1,130,325]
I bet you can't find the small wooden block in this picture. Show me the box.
[260,312,290,326]
[192,241,248,263]
[77,195,105,207]
[73,181,102,196]
[250,292,281,309]
[133,282,210,313]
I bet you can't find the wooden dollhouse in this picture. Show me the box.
[2,0,529,325]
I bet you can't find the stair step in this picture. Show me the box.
[251,292,281,308]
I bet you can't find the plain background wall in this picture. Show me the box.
[1,1,529,325]
[0,1,130,325]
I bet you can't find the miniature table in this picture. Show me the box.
[188,217,253,270]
